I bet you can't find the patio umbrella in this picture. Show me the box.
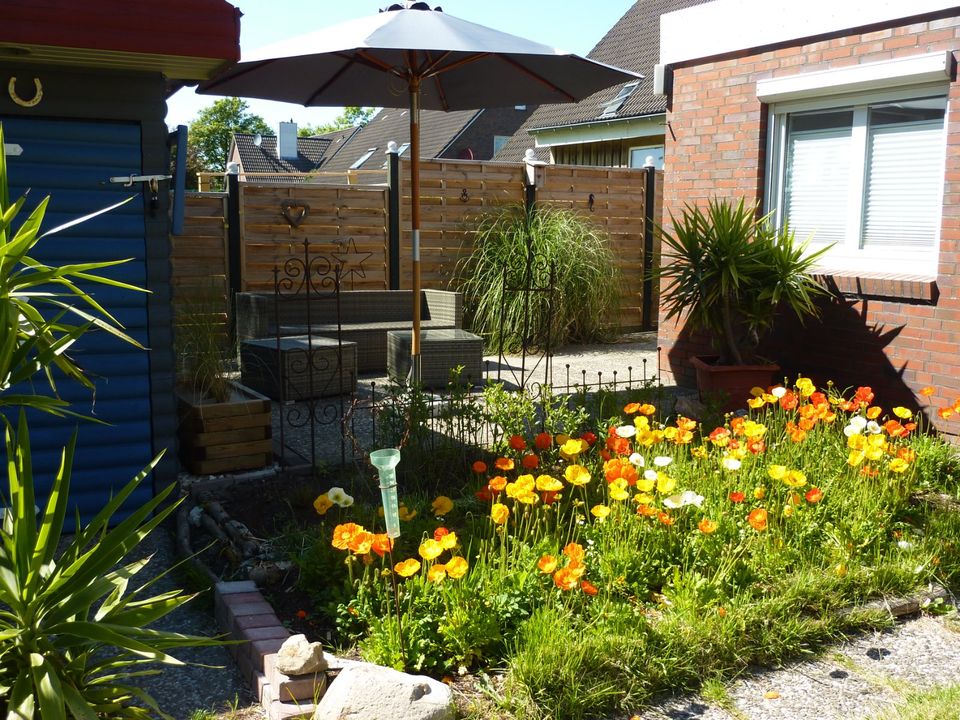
[198,1,639,379]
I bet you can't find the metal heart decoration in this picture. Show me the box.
[280,201,310,228]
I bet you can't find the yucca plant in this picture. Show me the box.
[0,414,220,719]
[0,122,222,717]
[457,204,621,353]
[656,197,830,365]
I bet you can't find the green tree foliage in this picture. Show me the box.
[298,106,377,137]
[187,97,270,175]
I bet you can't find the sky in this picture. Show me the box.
[165,0,636,132]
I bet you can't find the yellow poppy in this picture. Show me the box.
[564,465,591,486]
[431,495,454,515]
[418,539,443,561]
[313,493,333,515]
[446,556,468,579]
[491,503,509,525]
[394,558,421,577]
[591,504,611,520]
[427,564,447,583]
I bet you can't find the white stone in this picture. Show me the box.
[275,634,327,676]
[313,663,453,720]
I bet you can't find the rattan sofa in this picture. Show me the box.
[235,289,463,373]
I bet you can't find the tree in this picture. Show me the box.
[187,97,270,175]
[298,106,377,136]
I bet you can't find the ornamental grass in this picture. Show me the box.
[304,379,960,719]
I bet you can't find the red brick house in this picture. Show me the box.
[655,0,960,431]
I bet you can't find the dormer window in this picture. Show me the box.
[599,80,639,119]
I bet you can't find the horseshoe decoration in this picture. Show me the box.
[8,77,43,108]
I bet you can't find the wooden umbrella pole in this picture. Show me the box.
[409,76,422,383]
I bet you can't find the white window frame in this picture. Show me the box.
[350,148,377,170]
[765,78,949,277]
[629,144,664,169]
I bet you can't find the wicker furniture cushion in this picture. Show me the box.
[240,336,357,399]
[387,329,484,388]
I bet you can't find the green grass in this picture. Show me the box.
[870,683,960,720]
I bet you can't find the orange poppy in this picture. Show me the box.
[729,491,745,503]
[636,503,657,517]
[698,518,718,534]
[553,566,581,591]
[371,534,393,558]
[472,460,488,474]
[920,386,935,397]
[332,523,364,550]
[779,391,798,411]
[581,580,599,596]
[805,487,823,503]
[747,508,768,531]
[563,542,585,562]
[624,402,640,414]
[638,403,657,416]
[494,457,515,471]
[658,511,674,526]
[488,475,507,492]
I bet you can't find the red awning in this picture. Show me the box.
[1,0,241,80]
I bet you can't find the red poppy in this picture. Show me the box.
[541,491,560,505]
[472,460,488,474]
[810,391,828,406]
[746,439,766,455]
[805,487,823,503]
[729,491,746,503]
[296,609,308,620]
[434,527,450,542]
[581,431,597,446]
[580,580,599,596]
[509,434,527,451]
[708,427,731,443]
[534,432,553,450]
[475,487,493,502]
[521,453,540,469]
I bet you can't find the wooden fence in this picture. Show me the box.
[170,193,229,322]
[237,183,389,292]
[170,161,662,333]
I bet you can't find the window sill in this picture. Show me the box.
[817,272,938,303]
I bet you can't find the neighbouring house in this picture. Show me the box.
[226,122,360,185]
[1,0,240,518]
[655,0,960,433]
[494,0,711,166]
[321,105,536,180]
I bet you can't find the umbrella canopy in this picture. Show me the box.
[198,1,640,377]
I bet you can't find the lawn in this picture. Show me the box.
[274,378,960,719]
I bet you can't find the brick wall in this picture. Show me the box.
[658,14,960,433]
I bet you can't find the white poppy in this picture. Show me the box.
[849,415,868,430]
[616,425,637,438]
[771,386,787,398]
[721,457,741,471]
[865,421,882,435]
[328,486,348,506]
[663,490,705,509]
[643,469,658,482]
[628,452,645,467]
[653,456,673,467]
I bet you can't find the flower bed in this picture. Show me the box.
[284,379,960,719]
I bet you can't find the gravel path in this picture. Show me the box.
[630,611,960,720]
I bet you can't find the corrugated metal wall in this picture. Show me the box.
[2,116,155,519]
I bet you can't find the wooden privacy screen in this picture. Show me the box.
[238,183,389,292]
[397,159,527,289]
[170,163,663,333]
[171,192,229,325]
[399,159,658,332]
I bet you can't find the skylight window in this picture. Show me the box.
[350,148,377,169]
[599,81,639,119]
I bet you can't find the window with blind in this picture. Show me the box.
[769,92,946,275]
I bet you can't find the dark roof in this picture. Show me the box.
[494,0,711,161]
[232,133,331,176]
[322,108,480,173]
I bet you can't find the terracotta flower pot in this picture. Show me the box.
[690,355,780,413]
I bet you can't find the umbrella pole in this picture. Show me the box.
[409,78,422,384]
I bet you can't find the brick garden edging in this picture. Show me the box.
[216,580,334,720]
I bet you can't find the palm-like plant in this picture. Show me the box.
[0,123,222,718]
[656,197,829,365]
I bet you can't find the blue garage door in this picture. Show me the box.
[2,117,154,522]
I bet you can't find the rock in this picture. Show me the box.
[674,393,707,421]
[275,634,327,676]
[313,663,453,720]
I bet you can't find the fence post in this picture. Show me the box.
[642,158,657,332]
[523,147,543,215]
[386,142,401,290]
[225,163,242,341]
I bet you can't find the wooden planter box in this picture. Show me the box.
[177,382,273,475]
[691,355,780,413]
